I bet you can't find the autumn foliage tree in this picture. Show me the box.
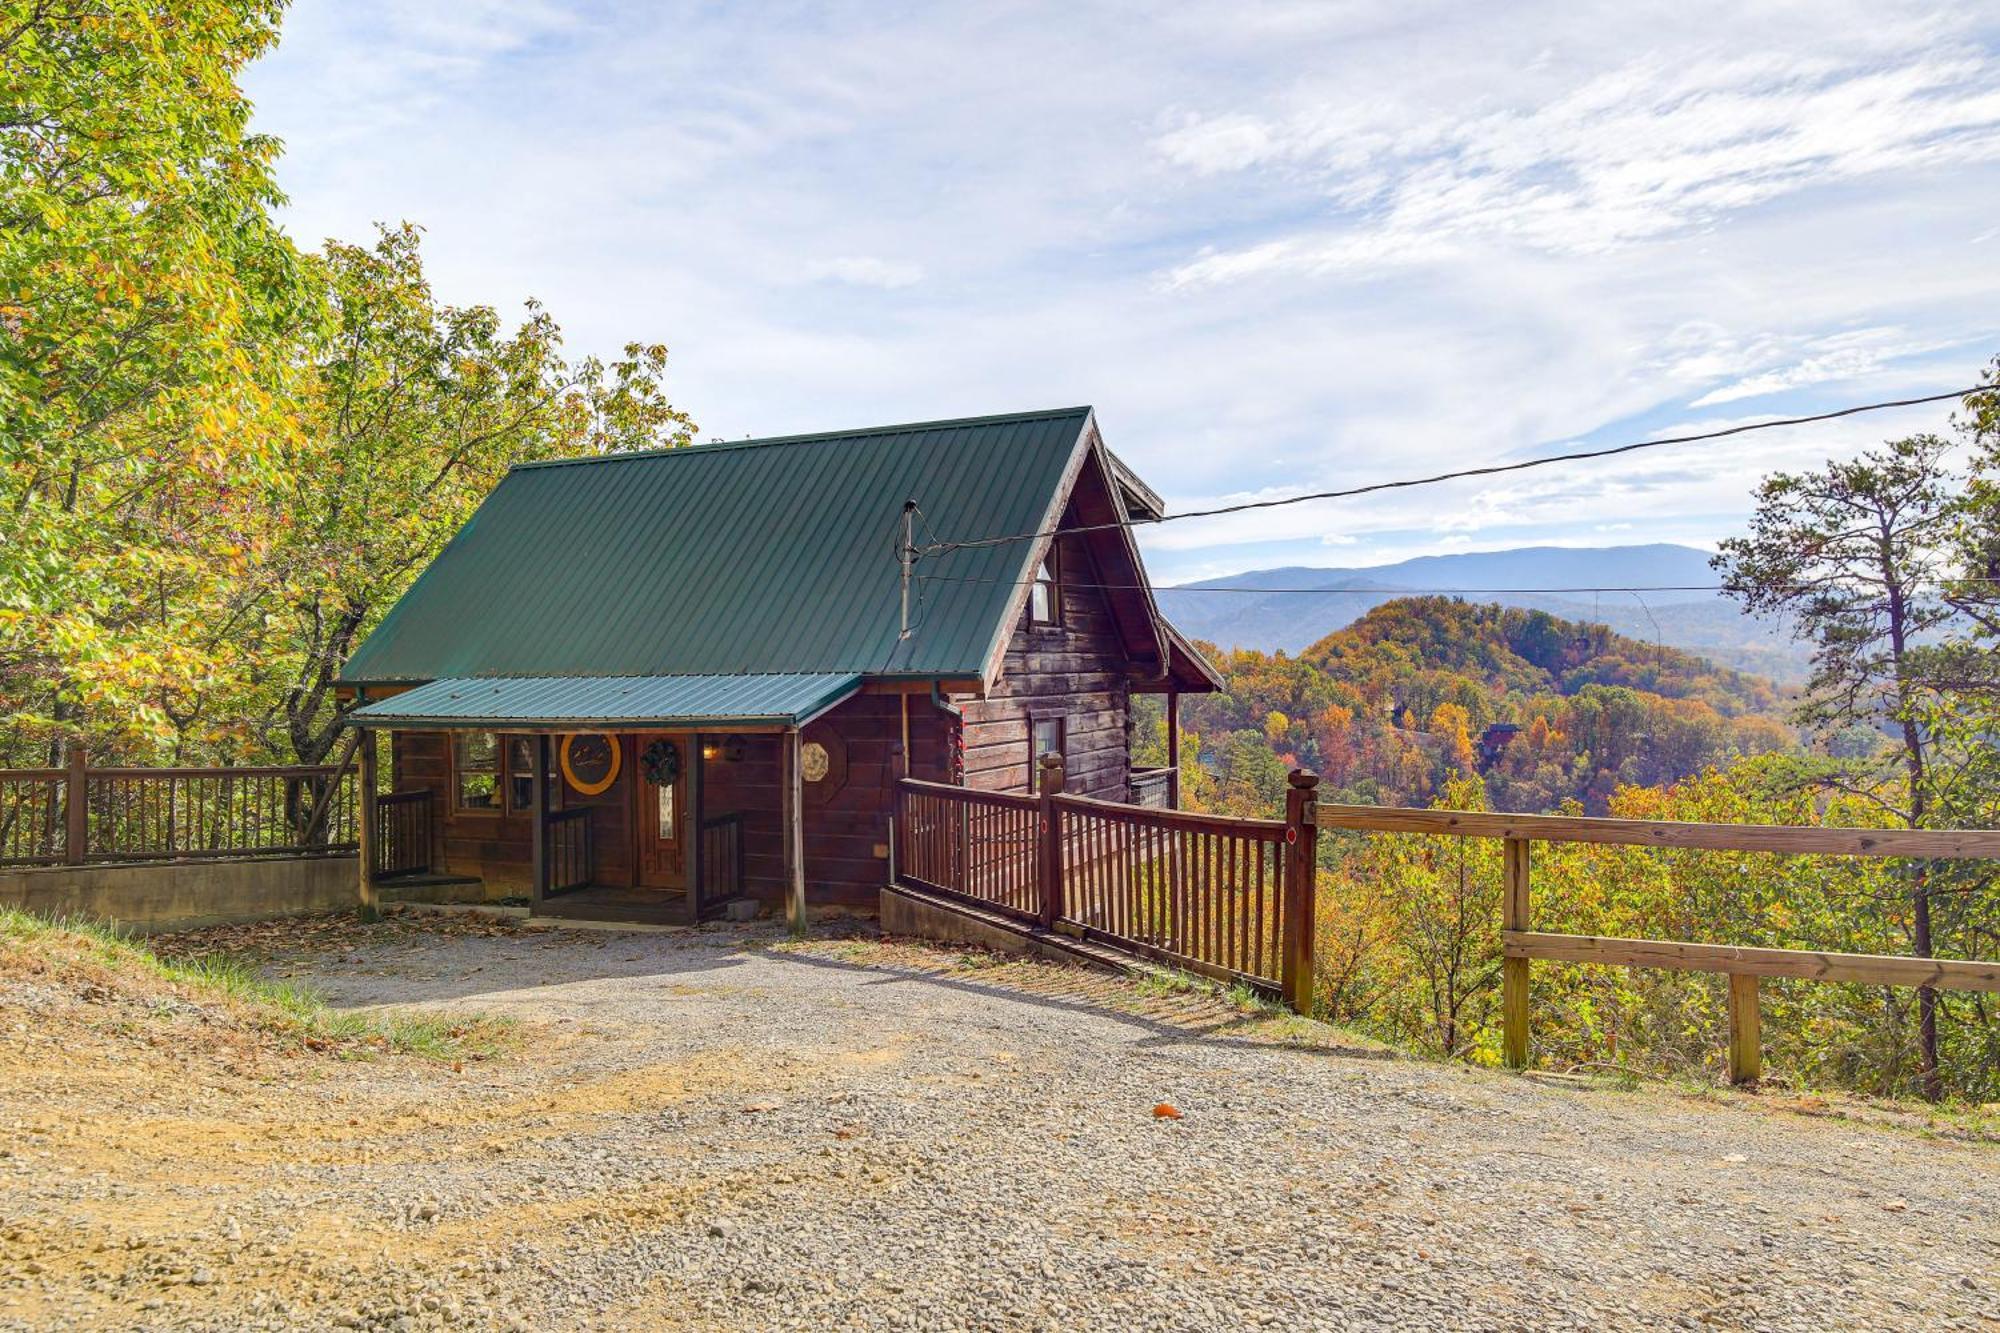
[0,6,698,766]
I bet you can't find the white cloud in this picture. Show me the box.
[244,1,2000,588]
[805,256,926,289]
[1689,327,1965,405]
[1159,47,2000,286]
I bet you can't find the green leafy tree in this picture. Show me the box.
[246,225,698,764]
[0,0,301,761]
[1714,433,1967,1099]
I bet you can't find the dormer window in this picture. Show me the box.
[1028,551,1060,626]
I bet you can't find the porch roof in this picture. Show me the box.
[346,672,862,731]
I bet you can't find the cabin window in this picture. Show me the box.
[1027,551,1059,626]
[1030,715,1065,788]
[454,731,500,811]
[654,781,677,841]
[505,735,540,813]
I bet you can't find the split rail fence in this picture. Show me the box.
[0,750,359,868]
[1315,804,2000,1083]
[892,757,1320,1010]
[892,760,2000,1079]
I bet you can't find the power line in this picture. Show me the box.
[916,385,1985,557]
[912,572,2000,596]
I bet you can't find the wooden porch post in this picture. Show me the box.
[1280,769,1319,1015]
[690,731,706,918]
[63,745,87,864]
[357,728,380,921]
[530,733,550,906]
[1037,752,1066,930]
[784,727,806,935]
[1165,691,1180,810]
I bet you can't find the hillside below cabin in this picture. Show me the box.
[337,407,1219,925]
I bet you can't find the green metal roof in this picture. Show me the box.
[339,407,1095,684]
[347,673,862,730]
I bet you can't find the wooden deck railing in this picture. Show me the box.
[892,759,1320,1009]
[894,781,1041,921]
[699,813,745,900]
[545,807,593,895]
[373,791,434,880]
[1316,803,2000,1083]
[0,750,359,867]
[1127,766,1176,809]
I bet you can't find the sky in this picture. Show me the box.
[243,0,2000,585]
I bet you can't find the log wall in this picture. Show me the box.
[956,529,1134,800]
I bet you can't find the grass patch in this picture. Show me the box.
[0,908,512,1062]
[1131,966,1207,999]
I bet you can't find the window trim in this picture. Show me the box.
[1027,711,1067,790]
[502,734,550,816]
[452,731,552,818]
[451,730,503,817]
[1026,546,1061,628]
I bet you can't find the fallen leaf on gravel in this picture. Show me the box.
[1153,1103,1182,1120]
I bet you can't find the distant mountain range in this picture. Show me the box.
[1156,544,1813,681]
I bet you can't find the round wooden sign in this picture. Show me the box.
[800,728,847,805]
[560,733,621,796]
[800,741,831,783]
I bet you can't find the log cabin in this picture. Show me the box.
[338,406,1219,925]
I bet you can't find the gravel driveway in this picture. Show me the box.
[9,912,1999,1331]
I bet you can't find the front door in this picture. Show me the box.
[633,734,686,890]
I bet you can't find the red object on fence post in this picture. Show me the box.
[64,747,87,865]
[1281,769,1320,1015]
[1037,752,1066,930]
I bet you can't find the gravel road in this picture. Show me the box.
[5,912,1997,1331]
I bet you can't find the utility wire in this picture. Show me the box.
[910,572,2000,595]
[916,385,1986,557]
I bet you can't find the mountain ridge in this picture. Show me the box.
[1155,543,1810,680]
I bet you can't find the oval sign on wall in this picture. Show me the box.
[561,733,621,796]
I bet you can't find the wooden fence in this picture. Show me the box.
[0,750,358,868]
[544,807,593,895]
[699,813,745,902]
[1316,803,2000,1083]
[374,790,433,880]
[892,759,1319,1009]
[1127,767,1175,809]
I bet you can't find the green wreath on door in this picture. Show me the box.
[639,740,681,787]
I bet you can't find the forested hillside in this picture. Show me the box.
[1156,544,1815,679]
[1149,597,1796,816]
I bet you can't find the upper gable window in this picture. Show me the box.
[1028,551,1060,626]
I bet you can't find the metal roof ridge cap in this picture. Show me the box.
[507,406,1096,472]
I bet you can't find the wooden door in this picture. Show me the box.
[633,734,686,890]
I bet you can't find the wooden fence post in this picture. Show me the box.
[1502,836,1531,1069]
[1281,770,1320,1015]
[1727,973,1762,1085]
[356,729,380,921]
[64,746,87,864]
[1037,752,1065,930]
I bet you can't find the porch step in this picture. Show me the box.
[533,887,698,928]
